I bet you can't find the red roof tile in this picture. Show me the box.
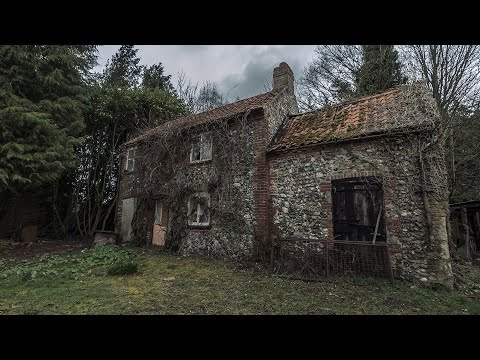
[125,90,282,146]
[269,84,439,152]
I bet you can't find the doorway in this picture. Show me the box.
[332,177,386,242]
[152,200,169,246]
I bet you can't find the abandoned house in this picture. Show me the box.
[116,62,454,287]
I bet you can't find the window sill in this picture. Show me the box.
[187,224,211,230]
[189,159,212,165]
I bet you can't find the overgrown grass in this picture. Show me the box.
[0,246,479,315]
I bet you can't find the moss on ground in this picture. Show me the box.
[0,246,479,315]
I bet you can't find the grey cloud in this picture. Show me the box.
[95,45,316,101]
[175,45,210,53]
[218,46,311,101]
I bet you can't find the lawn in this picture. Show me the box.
[1,241,479,315]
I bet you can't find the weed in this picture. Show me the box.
[107,261,138,276]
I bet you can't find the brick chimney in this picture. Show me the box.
[273,62,294,95]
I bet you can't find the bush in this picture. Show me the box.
[19,269,33,282]
[107,261,138,276]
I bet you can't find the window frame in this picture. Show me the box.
[125,147,137,172]
[154,200,163,225]
[189,132,212,164]
[187,192,211,227]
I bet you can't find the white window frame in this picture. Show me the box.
[187,192,210,227]
[125,147,137,172]
[190,132,212,163]
[154,200,163,225]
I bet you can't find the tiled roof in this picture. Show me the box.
[268,84,439,152]
[125,90,282,146]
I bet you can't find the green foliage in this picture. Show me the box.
[107,260,138,276]
[19,269,33,282]
[0,244,135,280]
[71,84,187,239]
[102,45,144,89]
[0,45,98,192]
[142,62,176,95]
[354,45,406,97]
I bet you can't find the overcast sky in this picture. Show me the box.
[96,45,316,100]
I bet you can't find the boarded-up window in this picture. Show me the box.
[125,148,137,171]
[332,177,386,242]
[190,132,212,162]
[188,193,210,226]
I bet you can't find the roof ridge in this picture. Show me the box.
[123,89,281,146]
[269,84,435,152]
[331,86,402,108]
[159,89,276,126]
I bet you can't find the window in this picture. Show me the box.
[188,193,210,226]
[125,147,137,171]
[190,132,212,163]
[154,200,169,227]
[154,201,163,225]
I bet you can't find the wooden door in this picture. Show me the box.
[332,177,385,242]
[152,200,169,246]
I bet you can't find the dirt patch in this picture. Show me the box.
[0,240,88,264]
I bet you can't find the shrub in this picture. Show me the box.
[19,269,33,282]
[107,261,138,276]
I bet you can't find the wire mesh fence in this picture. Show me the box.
[270,238,394,283]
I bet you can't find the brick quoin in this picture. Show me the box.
[252,114,272,259]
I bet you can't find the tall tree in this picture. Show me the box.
[175,72,226,114]
[354,45,406,97]
[142,62,176,94]
[102,45,144,88]
[0,45,98,192]
[196,82,225,113]
[298,45,362,109]
[402,45,480,119]
[402,45,480,198]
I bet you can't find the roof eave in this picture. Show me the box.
[267,125,437,154]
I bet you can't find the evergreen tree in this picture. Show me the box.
[102,45,144,88]
[355,45,406,97]
[0,45,97,192]
[142,62,176,94]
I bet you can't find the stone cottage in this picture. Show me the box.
[116,62,453,287]
[116,62,298,258]
[268,84,453,286]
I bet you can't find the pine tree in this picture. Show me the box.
[0,45,97,192]
[141,62,176,95]
[102,45,144,88]
[355,45,406,97]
